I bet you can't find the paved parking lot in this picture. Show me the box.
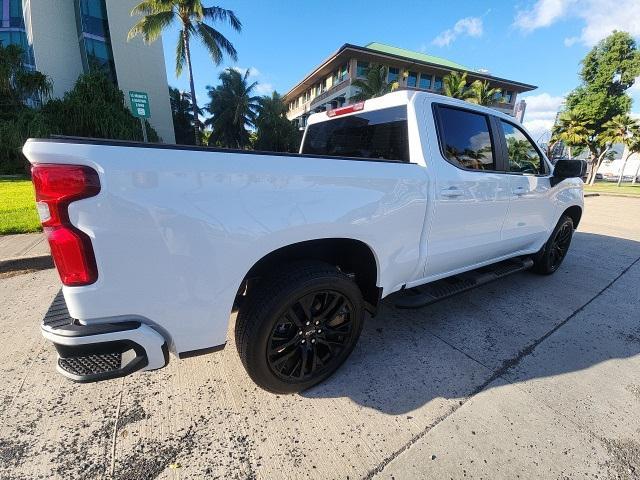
[1,196,639,480]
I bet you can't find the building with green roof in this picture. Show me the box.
[284,42,536,127]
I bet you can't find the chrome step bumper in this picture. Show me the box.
[41,291,169,383]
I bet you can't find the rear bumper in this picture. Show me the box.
[41,291,169,382]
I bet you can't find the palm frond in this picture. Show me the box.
[175,30,186,76]
[197,23,238,63]
[202,6,242,32]
[128,10,175,42]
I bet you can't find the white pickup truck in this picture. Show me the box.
[24,91,586,393]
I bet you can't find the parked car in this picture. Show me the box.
[24,91,586,393]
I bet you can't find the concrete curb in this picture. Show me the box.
[584,192,640,199]
[0,255,53,274]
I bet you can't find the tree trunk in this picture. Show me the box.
[617,153,630,187]
[588,147,610,185]
[632,161,640,184]
[183,31,200,146]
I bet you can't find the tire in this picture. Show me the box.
[531,215,574,275]
[235,261,365,394]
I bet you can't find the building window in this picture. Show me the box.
[337,63,348,82]
[356,61,369,77]
[433,76,443,91]
[75,0,117,83]
[503,90,514,103]
[388,67,399,83]
[407,71,418,88]
[419,74,432,90]
[9,0,24,27]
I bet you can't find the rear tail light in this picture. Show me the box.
[31,164,101,286]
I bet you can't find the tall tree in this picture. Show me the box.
[169,87,202,144]
[0,44,51,115]
[254,91,300,152]
[564,31,640,184]
[623,136,640,185]
[551,110,590,159]
[205,68,259,149]
[467,80,503,106]
[128,1,242,145]
[442,71,472,100]
[350,64,398,101]
[601,114,640,186]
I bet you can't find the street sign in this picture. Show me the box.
[129,91,150,119]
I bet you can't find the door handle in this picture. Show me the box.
[512,186,527,196]
[441,187,463,198]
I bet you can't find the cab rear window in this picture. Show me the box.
[301,106,409,162]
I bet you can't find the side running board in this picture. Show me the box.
[395,257,534,309]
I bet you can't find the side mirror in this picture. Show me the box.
[551,159,587,187]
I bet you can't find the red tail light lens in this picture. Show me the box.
[31,164,101,286]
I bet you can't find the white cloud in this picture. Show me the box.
[519,92,565,141]
[432,17,483,47]
[513,0,640,46]
[255,83,274,95]
[514,0,572,32]
[231,66,260,77]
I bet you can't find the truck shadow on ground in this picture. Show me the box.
[302,232,640,415]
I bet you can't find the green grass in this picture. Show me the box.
[584,182,640,196]
[0,178,42,235]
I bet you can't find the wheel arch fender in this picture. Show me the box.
[236,238,382,314]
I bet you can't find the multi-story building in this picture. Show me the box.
[1,0,174,143]
[284,42,537,128]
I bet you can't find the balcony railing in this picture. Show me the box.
[310,78,350,107]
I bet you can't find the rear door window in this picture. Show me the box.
[301,106,409,162]
[435,105,496,171]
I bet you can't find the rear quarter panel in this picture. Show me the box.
[23,141,428,353]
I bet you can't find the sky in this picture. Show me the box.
[161,0,640,142]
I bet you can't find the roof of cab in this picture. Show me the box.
[306,90,521,126]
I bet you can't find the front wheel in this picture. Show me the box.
[235,262,364,393]
[531,215,574,275]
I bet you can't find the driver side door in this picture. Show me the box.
[499,120,556,252]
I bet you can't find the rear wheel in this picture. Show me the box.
[531,215,574,275]
[235,262,364,393]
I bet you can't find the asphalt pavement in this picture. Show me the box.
[0,196,639,480]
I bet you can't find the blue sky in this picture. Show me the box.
[161,0,640,141]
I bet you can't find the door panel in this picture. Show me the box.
[426,168,511,275]
[424,104,511,277]
[503,175,554,251]
[498,119,556,252]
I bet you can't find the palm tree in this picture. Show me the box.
[205,68,259,149]
[350,64,398,101]
[442,71,472,100]
[254,91,300,152]
[467,80,503,106]
[601,114,640,186]
[552,110,589,159]
[0,44,51,113]
[128,1,242,145]
[169,87,202,144]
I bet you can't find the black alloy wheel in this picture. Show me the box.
[235,261,365,393]
[531,215,574,275]
[267,290,355,382]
